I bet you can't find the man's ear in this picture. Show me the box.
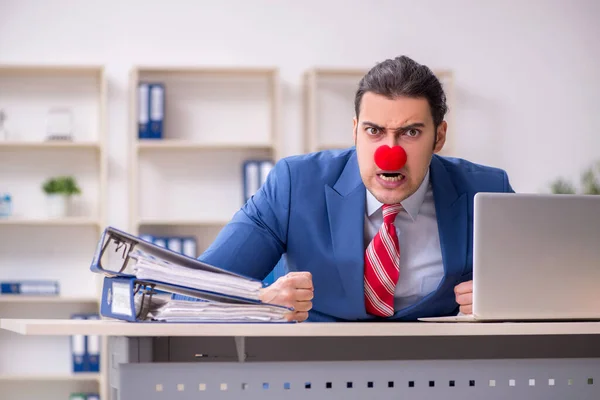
[353,117,358,145]
[433,121,447,153]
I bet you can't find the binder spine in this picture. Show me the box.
[260,160,274,186]
[153,237,167,248]
[138,83,150,139]
[70,314,88,372]
[243,160,260,203]
[100,276,158,322]
[101,277,137,322]
[86,314,100,372]
[182,236,197,258]
[149,82,165,139]
[167,237,183,254]
[0,280,59,295]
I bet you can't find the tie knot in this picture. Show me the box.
[382,203,402,224]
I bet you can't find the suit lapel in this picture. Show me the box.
[324,151,366,314]
[429,155,468,283]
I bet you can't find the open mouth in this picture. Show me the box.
[377,172,405,182]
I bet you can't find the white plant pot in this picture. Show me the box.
[46,194,70,218]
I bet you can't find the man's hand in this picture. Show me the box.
[259,271,314,322]
[454,280,473,315]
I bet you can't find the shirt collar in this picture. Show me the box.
[366,170,430,221]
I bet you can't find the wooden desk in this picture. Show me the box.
[2,319,600,400]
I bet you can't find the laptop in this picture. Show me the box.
[420,192,600,322]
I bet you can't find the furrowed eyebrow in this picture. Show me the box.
[395,122,425,132]
[361,121,385,130]
[361,121,425,132]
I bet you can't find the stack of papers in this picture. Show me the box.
[130,249,263,300]
[137,293,288,322]
[125,248,290,323]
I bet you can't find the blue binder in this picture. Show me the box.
[90,226,291,322]
[0,280,59,295]
[137,83,150,139]
[149,82,164,139]
[70,314,87,372]
[242,159,274,203]
[86,314,100,372]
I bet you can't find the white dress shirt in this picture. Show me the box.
[364,170,445,311]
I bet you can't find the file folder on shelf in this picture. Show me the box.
[90,226,291,323]
[137,83,150,139]
[70,314,87,372]
[242,159,274,203]
[86,314,100,372]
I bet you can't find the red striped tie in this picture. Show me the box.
[364,203,402,317]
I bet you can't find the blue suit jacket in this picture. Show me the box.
[199,148,514,322]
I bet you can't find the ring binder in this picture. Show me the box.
[92,226,293,323]
[132,281,157,321]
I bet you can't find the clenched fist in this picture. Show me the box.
[454,280,473,315]
[259,271,314,322]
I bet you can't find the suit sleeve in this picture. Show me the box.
[503,171,515,193]
[197,158,291,280]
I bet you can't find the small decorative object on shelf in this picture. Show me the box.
[0,108,9,141]
[0,192,12,218]
[45,107,73,141]
[42,176,81,218]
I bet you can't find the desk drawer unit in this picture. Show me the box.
[118,358,599,400]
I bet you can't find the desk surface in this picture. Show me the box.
[2,318,600,337]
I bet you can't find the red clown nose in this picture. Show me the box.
[374,145,407,171]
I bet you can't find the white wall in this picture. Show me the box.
[1,0,599,230]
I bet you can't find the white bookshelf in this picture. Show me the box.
[303,67,455,156]
[128,66,281,256]
[0,65,107,400]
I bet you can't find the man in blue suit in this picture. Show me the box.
[199,55,514,322]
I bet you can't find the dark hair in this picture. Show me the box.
[354,55,448,127]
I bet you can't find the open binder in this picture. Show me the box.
[90,226,292,323]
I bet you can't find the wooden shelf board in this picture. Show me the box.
[136,140,273,151]
[0,65,104,75]
[0,217,100,227]
[307,67,452,79]
[138,219,229,227]
[3,318,600,337]
[134,66,277,76]
[0,373,101,382]
[308,67,368,77]
[0,296,98,304]
[0,141,101,150]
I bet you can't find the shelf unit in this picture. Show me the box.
[128,66,281,258]
[303,67,455,156]
[0,65,107,400]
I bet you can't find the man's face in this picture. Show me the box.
[353,92,447,205]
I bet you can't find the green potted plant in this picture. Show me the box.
[42,176,81,218]
[549,160,600,195]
